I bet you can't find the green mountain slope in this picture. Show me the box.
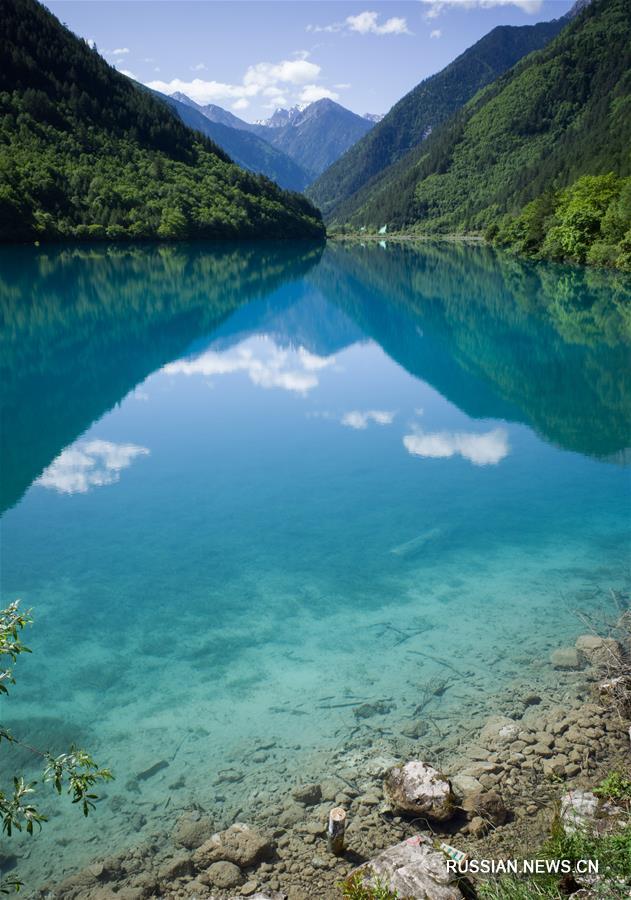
[335,0,630,242]
[159,92,311,191]
[0,0,324,241]
[306,17,565,220]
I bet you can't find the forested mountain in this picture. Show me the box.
[330,0,629,265]
[159,92,310,191]
[0,0,324,241]
[307,17,565,219]
[251,99,375,181]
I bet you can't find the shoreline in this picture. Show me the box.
[31,622,630,900]
[328,233,486,245]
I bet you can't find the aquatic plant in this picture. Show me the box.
[0,601,112,893]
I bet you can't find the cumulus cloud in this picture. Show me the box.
[346,11,411,34]
[118,69,136,79]
[145,52,335,108]
[37,440,149,494]
[420,0,542,18]
[403,428,509,465]
[341,410,396,430]
[308,11,410,35]
[191,62,207,71]
[163,339,336,396]
[111,47,130,55]
[300,84,339,103]
[430,29,443,38]
[232,98,249,110]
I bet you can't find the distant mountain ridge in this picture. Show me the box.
[307,15,567,220]
[160,92,311,190]
[250,98,375,181]
[166,94,375,186]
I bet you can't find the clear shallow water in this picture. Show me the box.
[1,240,630,888]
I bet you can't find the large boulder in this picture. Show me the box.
[384,761,455,821]
[192,823,273,870]
[350,835,466,899]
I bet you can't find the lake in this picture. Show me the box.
[1,239,629,889]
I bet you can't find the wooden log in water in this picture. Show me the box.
[327,806,346,856]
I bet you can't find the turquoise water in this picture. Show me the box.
[1,240,630,888]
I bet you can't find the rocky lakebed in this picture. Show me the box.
[25,624,631,900]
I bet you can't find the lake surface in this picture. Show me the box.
[1,240,630,888]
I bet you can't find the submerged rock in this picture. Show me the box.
[192,823,273,870]
[291,783,322,806]
[575,635,623,668]
[550,648,581,670]
[384,760,455,821]
[350,835,465,899]
[479,715,520,747]
[173,811,215,849]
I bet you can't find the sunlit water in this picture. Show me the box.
[1,240,630,888]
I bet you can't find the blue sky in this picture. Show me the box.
[45,1,574,121]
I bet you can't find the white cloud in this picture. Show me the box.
[37,440,149,494]
[232,98,249,111]
[244,58,321,89]
[403,428,509,465]
[341,410,396,430]
[111,47,130,56]
[430,28,443,38]
[86,38,96,50]
[118,69,136,79]
[300,84,339,103]
[346,11,411,34]
[145,53,332,108]
[334,82,352,90]
[163,339,336,396]
[308,11,410,35]
[420,0,542,19]
[191,62,207,71]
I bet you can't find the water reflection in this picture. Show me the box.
[1,239,629,514]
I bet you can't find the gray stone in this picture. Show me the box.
[451,775,483,799]
[173,812,215,850]
[158,853,194,881]
[560,790,599,833]
[479,716,520,747]
[205,860,242,888]
[351,835,465,899]
[291,783,322,806]
[193,823,273,869]
[384,760,455,821]
[400,719,429,739]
